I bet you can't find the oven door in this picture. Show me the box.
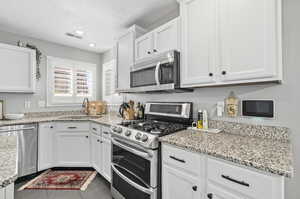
[111,138,157,199]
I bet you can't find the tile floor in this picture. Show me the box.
[15,174,112,199]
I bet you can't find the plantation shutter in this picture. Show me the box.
[53,66,73,96]
[104,68,113,96]
[75,69,93,97]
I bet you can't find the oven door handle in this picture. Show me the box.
[155,61,161,85]
[111,138,153,159]
[112,164,154,195]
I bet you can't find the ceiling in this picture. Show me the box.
[0,0,179,53]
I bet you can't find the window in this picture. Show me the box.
[102,60,122,103]
[47,56,97,106]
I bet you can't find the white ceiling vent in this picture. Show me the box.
[65,32,83,39]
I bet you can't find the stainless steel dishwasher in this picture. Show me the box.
[0,124,38,177]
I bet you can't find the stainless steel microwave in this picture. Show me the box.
[125,50,191,93]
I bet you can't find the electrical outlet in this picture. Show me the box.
[24,101,31,109]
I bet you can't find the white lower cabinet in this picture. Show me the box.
[54,122,91,167]
[101,136,111,182]
[38,121,112,182]
[161,143,284,199]
[55,132,90,166]
[38,123,55,171]
[91,133,102,172]
[162,164,201,199]
[0,184,14,199]
[90,123,112,182]
[206,183,243,199]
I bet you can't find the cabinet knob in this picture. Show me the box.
[207,193,213,199]
[192,186,197,191]
[50,126,53,129]
[97,139,100,142]
[86,136,89,138]
[222,71,227,75]
[147,51,151,54]
[209,73,213,77]
[153,49,157,52]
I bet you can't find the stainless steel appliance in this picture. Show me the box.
[0,124,38,177]
[120,50,192,93]
[111,102,193,199]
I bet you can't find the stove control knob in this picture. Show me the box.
[115,127,123,134]
[125,130,132,136]
[141,135,148,142]
[135,133,142,140]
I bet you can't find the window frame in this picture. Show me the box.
[102,60,122,103]
[47,56,97,107]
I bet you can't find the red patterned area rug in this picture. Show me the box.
[18,170,97,191]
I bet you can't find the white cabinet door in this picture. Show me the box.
[116,32,134,91]
[207,183,245,199]
[38,123,54,171]
[101,137,111,182]
[4,184,14,199]
[55,133,90,166]
[135,33,153,61]
[162,164,201,199]
[91,133,102,173]
[180,0,216,87]
[0,43,36,93]
[153,18,180,54]
[0,187,4,199]
[218,0,280,82]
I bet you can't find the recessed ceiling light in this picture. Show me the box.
[75,30,84,35]
[89,43,96,47]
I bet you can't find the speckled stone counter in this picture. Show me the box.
[0,133,18,188]
[0,111,123,127]
[159,129,293,178]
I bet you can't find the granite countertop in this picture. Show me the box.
[0,112,123,127]
[159,129,293,178]
[0,133,18,188]
[0,111,123,187]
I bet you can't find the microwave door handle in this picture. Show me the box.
[155,62,161,85]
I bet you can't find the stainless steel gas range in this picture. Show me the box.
[110,102,193,199]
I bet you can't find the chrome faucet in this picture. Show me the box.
[82,98,89,114]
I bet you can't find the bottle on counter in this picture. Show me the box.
[197,110,203,129]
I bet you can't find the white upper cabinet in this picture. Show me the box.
[180,0,216,87]
[0,43,36,93]
[116,25,145,91]
[135,32,153,60]
[135,17,180,61]
[153,18,180,54]
[179,0,282,88]
[218,0,281,82]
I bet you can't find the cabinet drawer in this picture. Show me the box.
[90,123,101,135]
[162,144,203,176]
[207,158,283,198]
[102,125,111,139]
[56,122,89,132]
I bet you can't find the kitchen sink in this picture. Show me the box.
[58,115,102,120]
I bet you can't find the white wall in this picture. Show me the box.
[0,30,102,113]
[102,0,300,198]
